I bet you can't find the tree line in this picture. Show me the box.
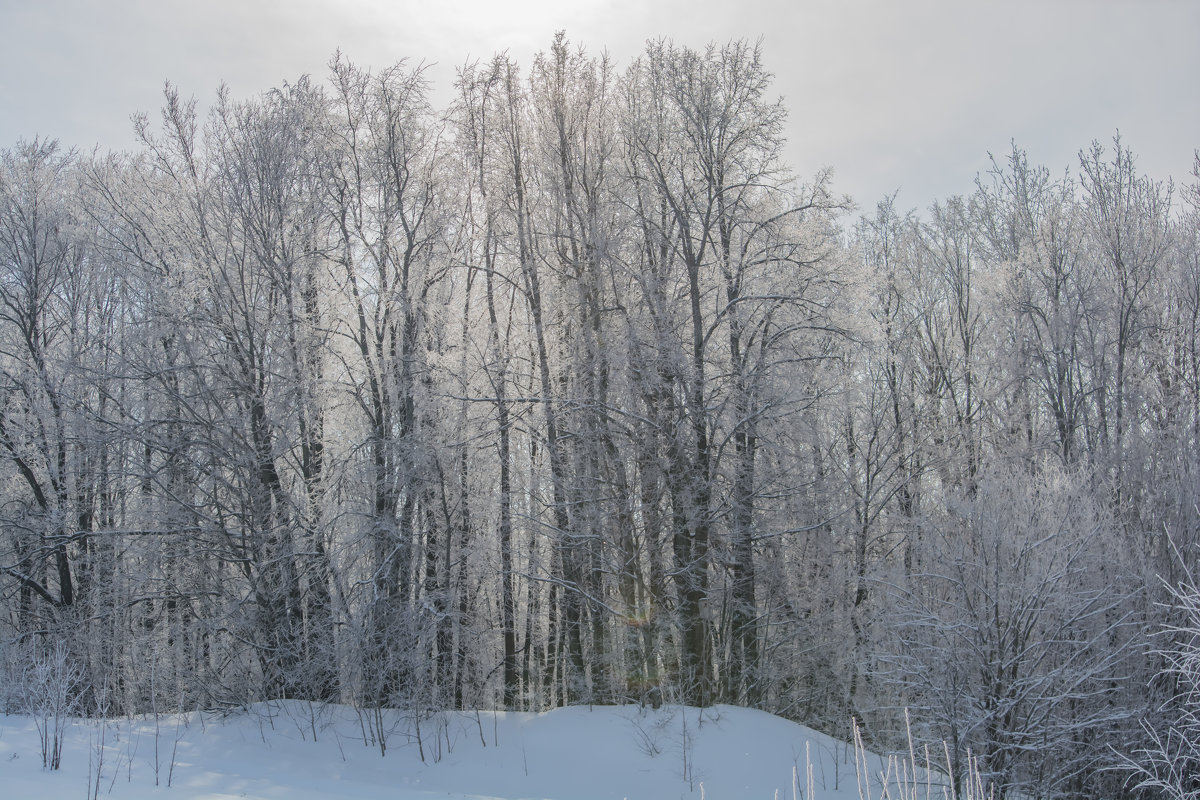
[0,34,1196,799]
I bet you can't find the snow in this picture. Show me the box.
[0,701,941,799]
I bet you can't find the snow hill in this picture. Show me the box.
[0,701,954,799]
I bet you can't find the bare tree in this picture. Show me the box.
[326,55,449,709]
[889,461,1137,798]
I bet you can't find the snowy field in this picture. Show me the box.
[0,701,954,799]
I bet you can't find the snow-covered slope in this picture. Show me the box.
[0,701,945,799]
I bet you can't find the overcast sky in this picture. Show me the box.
[1,0,1196,212]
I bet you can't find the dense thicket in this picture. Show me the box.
[0,35,1195,799]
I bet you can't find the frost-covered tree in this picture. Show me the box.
[1125,566,1200,800]
[889,461,1138,798]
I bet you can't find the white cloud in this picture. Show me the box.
[1,0,1194,206]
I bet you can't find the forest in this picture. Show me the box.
[0,34,1196,799]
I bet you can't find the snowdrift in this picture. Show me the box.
[0,701,949,799]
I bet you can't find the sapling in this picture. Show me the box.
[24,640,81,770]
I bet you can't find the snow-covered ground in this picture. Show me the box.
[0,701,953,799]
